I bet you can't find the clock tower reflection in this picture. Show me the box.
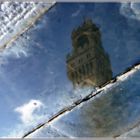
[66,19,112,87]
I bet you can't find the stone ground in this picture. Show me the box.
[0,2,140,138]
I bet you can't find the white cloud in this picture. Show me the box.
[2,38,29,58]
[72,9,81,17]
[71,5,85,17]
[5,99,46,137]
[15,99,44,124]
[120,3,140,21]
[0,35,31,67]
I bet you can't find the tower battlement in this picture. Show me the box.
[71,19,99,40]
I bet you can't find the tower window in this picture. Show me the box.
[71,63,74,67]
[78,58,83,64]
[77,35,89,48]
[79,68,82,74]
[87,53,91,58]
[71,72,74,79]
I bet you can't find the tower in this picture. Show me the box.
[66,19,112,87]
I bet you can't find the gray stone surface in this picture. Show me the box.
[27,69,140,137]
[1,2,140,138]
[0,2,52,50]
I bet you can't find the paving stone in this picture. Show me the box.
[27,69,140,137]
[0,2,52,50]
[0,2,140,137]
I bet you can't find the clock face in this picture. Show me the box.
[77,35,89,48]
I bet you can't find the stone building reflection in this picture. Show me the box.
[66,19,112,87]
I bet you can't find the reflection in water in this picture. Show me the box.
[66,19,112,87]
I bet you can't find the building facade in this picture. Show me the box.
[66,19,112,87]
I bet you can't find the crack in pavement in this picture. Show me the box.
[22,61,140,138]
[115,120,140,138]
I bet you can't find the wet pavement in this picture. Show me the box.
[26,69,140,137]
[0,2,140,138]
